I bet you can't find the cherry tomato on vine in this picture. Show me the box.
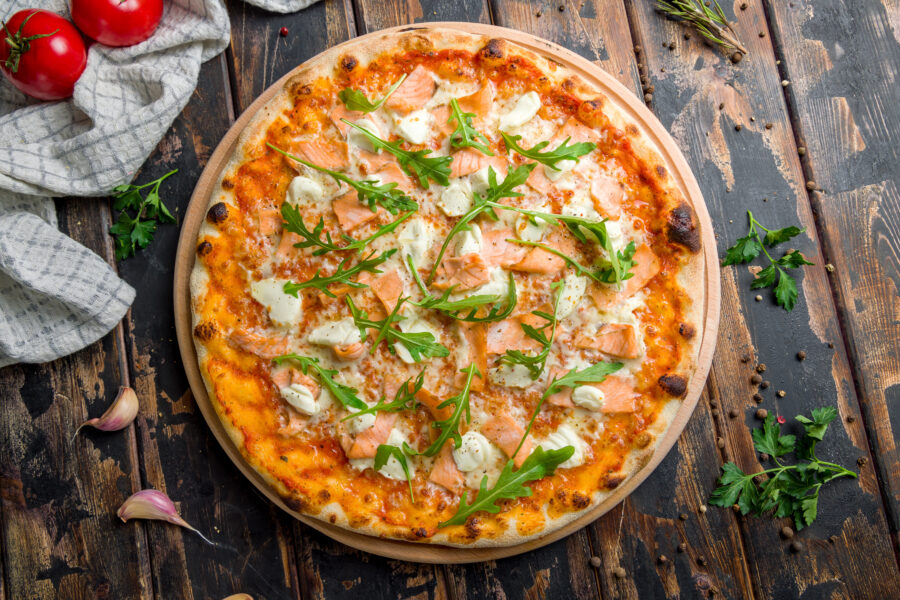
[71,0,164,48]
[0,9,87,101]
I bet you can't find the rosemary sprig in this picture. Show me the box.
[343,120,452,188]
[500,133,595,170]
[281,202,413,257]
[340,370,425,422]
[449,98,493,155]
[283,249,394,298]
[267,143,417,214]
[338,74,407,113]
[501,280,565,379]
[409,256,518,323]
[345,295,450,362]
[656,0,747,55]
[272,354,366,410]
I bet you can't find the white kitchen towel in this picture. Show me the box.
[0,0,317,368]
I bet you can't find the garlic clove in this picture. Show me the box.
[222,595,254,600]
[118,489,214,545]
[75,386,139,438]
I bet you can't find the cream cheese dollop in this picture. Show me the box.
[250,278,302,327]
[539,424,587,468]
[452,431,493,472]
[307,317,361,347]
[280,383,319,415]
[499,91,541,132]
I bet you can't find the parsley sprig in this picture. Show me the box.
[343,120,452,188]
[448,98,493,155]
[109,169,178,260]
[374,444,416,502]
[272,354,366,410]
[500,132,596,170]
[709,407,856,530]
[722,211,814,311]
[409,256,517,323]
[439,445,574,527]
[267,143,417,215]
[501,280,565,379]
[345,296,450,363]
[415,364,480,457]
[283,249,394,298]
[338,74,407,113]
[281,202,412,257]
[340,370,425,422]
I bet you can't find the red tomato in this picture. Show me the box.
[0,10,87,101]
[71,0,163,47]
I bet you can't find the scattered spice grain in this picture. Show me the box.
[761,380,770,389]
[753,393,763,403]
[731,52,743,64]
[614,567,627,578]
[756,364,767,373]
[677,543,687,553]
[716,436,725,448]
[790,541,803,553]
[728,409,739,419]
[755,408,768,419]
[751,374,762,384]
[780,526,794,539]
[797,351,806,360]
[589,556,602,568]
[777,390,786,398]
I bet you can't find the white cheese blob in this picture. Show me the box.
[394,109,432,145]
[451,266,508,300]
[571,385,604,411]
[398,218,434,271]
[456,223,483,256]
[539,424,587,468]
[377,429,410,480]
[515,200,552,243]
[544,159,577,182]
[439,179,474,216]
[452,431,493,472]
[557,273,587,319]
[347,117,380,152]
[307,317,361,347]
[285,176,324,206]
[499,91,542,132]
[470,164,507,195]
[345,404,377,434]
[250,279,302,327]
[488,363,535,388]
[280,383,319,416]
[394,313,442,364]
[562,194,603,221]
[605,219,626,247]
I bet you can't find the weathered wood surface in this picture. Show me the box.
[1,0,898,598]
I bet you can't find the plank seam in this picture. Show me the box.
[759,0,900,572]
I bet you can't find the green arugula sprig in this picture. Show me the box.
[500,133,595,170]
[283,249,394,298]
[374,444,416,502]
[343,120,452,188]
[109,169,178,260]
[345,296,450,362]
[338,74,407,113]
[501,280,565,379]
[709,407,856,530]
[272,354,366,410]
[409,256,518,323]
[340,370,425,422]
[722,211,813,311]
[280,202,412,257]
[267,143,416,214]
[416,364,480,457]
[448,98,493,155]
[439,445,575,527]
[513,361,623,457]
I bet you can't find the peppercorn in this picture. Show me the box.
[679,513,688,521]
[728,409,739,419]
[756,408,768,419]
[658,554,669,564]
[677,543,687,553]
[753,393,763,403]
[790,541,803,553]
[740,2,748,8]
[756,364,767,373]
[751,374,762,385]
[797,351,806,360]
[711,409,719,417]
[279,26,289,37]
[699,505,707,514]
[847,415,856,423]
[777,390,786,398]
[614,567,626,578]
[761,380,770,389]
[798,147,807,155]
[731,51,743,63]
[589,556,602,568]
[806,181,817,190]
[858,456,868,467]
[782,80,790,87]
[644,93,653,103]
[765,123,773,129]
[719,102,725,110]
[759,452,770,461]
[780,526,794,539]
[634,45,642,54]
[558,4,565,11]
[735,124,743,131]
[716,436,725,448]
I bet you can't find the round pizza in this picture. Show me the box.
[190,28,704,547]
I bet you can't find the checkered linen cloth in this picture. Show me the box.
[0,0,316,368]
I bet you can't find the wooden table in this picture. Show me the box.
[1,1,898,598]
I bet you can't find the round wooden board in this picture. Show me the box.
[174,22,720,564]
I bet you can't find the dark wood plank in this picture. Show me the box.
[0,199,150,599]
[489,2,757,598]
[763,0,900,543]
[626,0,900,596]
[354,0,491,34]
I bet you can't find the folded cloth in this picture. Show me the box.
[0,0,316,368]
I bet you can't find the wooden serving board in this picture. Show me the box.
[173,22,720,563]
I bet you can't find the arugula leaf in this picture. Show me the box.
[343,120,452,188]
[280,202,413,257]
[420,364,480,457]
[345,295,450,362]
[374,444,415,502]
[721,211,813,311]
[109,169,178,260]
[268,143,417,215]
[283,249,395,297]
[501,280,565,379]
[709,407,856,530]
[439,445,575,527]
[338,74,407,113]
[448,98,493,155]
[409,256,518,323]
[596,241,637,284]
[501,132,596,170]
[341,370,425,422]
[272,354,366,410]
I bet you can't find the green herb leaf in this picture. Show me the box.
[722,234,763,266]
[449,98,493,155]
[501,280,565,379]
[410,256,518,323]
[795,406,837,441]
[338,74,407,113]
[341,370,425,422]
[280,202,413,257]
[500,132,595,170]
[345,295,450,363]
[284,249,395,297]
[109,169,178,260]
[272,354,366,410]
[419,364,480,457]
[751,415,795,457]
[774,269,799,311]
[439,445,574,527]
[764,225,803,247]
[374,444,416,502]
[343,120,452,188]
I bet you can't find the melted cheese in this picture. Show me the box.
[488,363,534,388]
[452,431,493,472]
[499,91,541,132]
[439,179,474,216]
[557,273,587,319]
[543,159,577,182]
[539,424,587,468]
[398,218,434,270]
[280,383,319,415]
[571,385,604,411]
[347,117,380,152]
[394,109,432,144]
[345,404,377,434]
[307,318,361,347]
[456,223,483,255]
[378,430,410,480]
[250,279,302,327]
[286,176,324,206]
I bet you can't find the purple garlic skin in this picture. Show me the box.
[75,386,139,436]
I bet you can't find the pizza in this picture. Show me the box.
[190,27,704,547]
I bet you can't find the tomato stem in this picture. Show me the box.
[2,11,59,74]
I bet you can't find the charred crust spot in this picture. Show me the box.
[577,98,608,128]
[206,202,228,225]
[572,491,590,509]
[480,39,505,62]
[605,473,626,489]
[562,77,576,91]
[193,321,216,342]
[659,374,688,398]
[656,165,667,178]
[413,527,428,538]
[626,123,639,136]
[196,241,212,257]
[221,178,234,190]
[284,497,305,513]
[318,489,331,502]
[464,517,481,538]
[340,55,358,72]
[667,202,701,252]
[329,514,337,523]
[679,322,696,339]
[635,432,653,448]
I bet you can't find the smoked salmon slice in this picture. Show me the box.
[458,322,488,391]
[432,253,491,291]
[358,149,393,174]
[293,139,347,170]
[429,444,465,490]
[589,244,661,309]
[347,412,398,459]
[510,231,575,274]
[333,342,366,361]
[576,323,640,359]
[432,104,455,137]
[230,331,290,359]
[555,116,601,145]
[456,82,495,123]
[526,166,555,195]
[257,207,282,236]
[278,409,308,437]
[485,317,541,355]
[416,387,454,421]
[370,269,403,312]
[545,367,575,407]
[482,414,532,468]
[589,175,624,220]
[384,65,435,115]
[330,103,363,137]
[373,161,414,192]
[276,231,303,261]
[594,375,638,413]
[481,228,528,267]
[332,191,383,232]
[449,148,493,178]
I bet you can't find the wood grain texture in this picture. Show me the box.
[627,0,900,596]
[763,0,900,542]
